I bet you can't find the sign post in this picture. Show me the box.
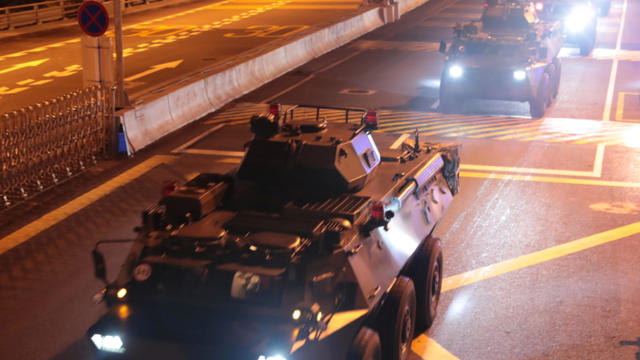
[78,1,128,107]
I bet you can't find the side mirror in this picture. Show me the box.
[539,47,548,59]
[92,249,107,283]
[439,40,447,54]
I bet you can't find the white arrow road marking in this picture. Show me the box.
[124,60,183,82]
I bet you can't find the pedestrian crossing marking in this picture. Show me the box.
[200,103,640,148]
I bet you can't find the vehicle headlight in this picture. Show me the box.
[448,65,463,78]
[513,70,526,81]
[258,355,287,360]
[90,334,125,353]
[565,5,595,32]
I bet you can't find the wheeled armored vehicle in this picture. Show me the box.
[87,105,461,360]
[534,0,599,55]
[439,1,563,118]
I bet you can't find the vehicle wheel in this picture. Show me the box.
[348,327,382,360]
[529,73,549,119]
[551,60,561,99]
[380,276,416,360]
[411,236,443,331]
[439,76,457,114]
[579,37,595,56]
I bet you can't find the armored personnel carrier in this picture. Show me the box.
[439,1,563,118]
[534,0,599,55]
[87,105,461,360]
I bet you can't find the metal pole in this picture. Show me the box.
[114,0,129,108]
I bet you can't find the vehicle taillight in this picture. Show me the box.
[162,181,177,197]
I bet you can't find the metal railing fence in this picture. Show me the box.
[0,86,114,210]
[0,0,165,31]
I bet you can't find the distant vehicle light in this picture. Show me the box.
[292,309,302,321]
[448,65,463,78]
[116,288,127,299]
[258,355,287,360]
[513,70,527,81]
[91,334,125,353]
[565,5,595,32]
[117,304,131,320]
[535,2,544,11]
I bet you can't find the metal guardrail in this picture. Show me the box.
[0,0,165,31]
[0,86,114,210]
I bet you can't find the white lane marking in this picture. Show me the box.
[390,133,410,149]
[171,124,226,153]
[179,149,245,157]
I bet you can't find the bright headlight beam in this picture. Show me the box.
[513,70,526,81]
[91,334,125,353]
[258,355,287,360]
[448,65,463,78]
[565,5,594,32]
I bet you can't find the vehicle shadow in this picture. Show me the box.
[620,337,640,360]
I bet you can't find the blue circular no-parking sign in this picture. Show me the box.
[78,1,109,37]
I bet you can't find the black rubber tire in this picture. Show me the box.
[529,73,549,119]
[348,327,382,360]
[551,60,561,99]
[439,75,457,114]
[380,276,416,360]
[411,236,443,331]
[579,34,595,56]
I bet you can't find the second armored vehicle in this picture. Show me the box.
[535,0,599,56]
[439,1,563,118]
[87,105,461,360]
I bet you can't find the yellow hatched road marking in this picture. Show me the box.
[443,118,533,136]
[460,171,640,188]
[460,164,598,177]
[442,222,640,292]
[0,156,176,255]
[467,123,542,138]
[380,116,523,134]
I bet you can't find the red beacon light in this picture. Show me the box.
[371,202,384,220]
[268,103,281,118]
[162,181,177,197]
[363,110,378,130]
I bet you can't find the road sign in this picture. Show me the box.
[78,1,109,37]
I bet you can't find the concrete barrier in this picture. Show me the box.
[119,7,387,152]
[119,0,430,153]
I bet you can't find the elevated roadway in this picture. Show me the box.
[1,0,640,359]
[0,0,365,113]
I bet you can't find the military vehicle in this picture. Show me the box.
[534,0,599,55]
[87,105,461,360]
[439,1,563,118]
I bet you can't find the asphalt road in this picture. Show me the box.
[0,0,365,113]
[2,0,640,359]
